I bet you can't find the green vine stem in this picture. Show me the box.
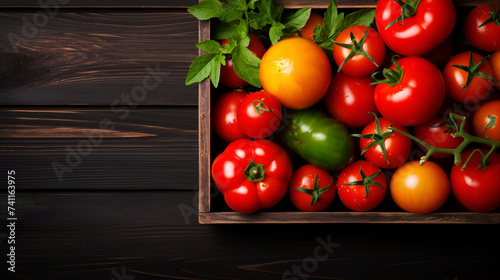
[387,113,500,170]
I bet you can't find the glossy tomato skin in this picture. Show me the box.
[443,52,495,104]
[288,165,336,212]
[211,139,292,213]
[473,100,500,141]
[220,34,266,88]
[292,11,323,40]
[324,73,378,128]
[212,90,248,143]
[374,56,445,127]
[465,2,500,52]
[260,37,332,110]
[414,116,466,159]
[490,50,500,90]
[281,108,354,171]
[375,0,456,56]
[359,118,411,169]
[333,25,386,76]
[237,90,282,139]
[391,161,450,214]
[451,148,500,212]
[337,160,387,212]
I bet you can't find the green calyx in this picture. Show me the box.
[294,174,334,206]
[252,100,273,115]
[352,112,393,165]
[451,51,497,91]
[244,159,265,182]
[370,56,403,87]
[333,27,379,73]
[478,1,500,28]
[342,165,384,199]
[385,0,422,30]
[387,113,500,171]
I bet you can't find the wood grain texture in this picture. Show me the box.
[1,191,499,279]
[0,11,198,106]
[0,0,198,8]
[0,108,198,189]
[275,0,484,8]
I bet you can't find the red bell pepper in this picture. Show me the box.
[211,139,293,213]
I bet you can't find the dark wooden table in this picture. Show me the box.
[0,1,499,279]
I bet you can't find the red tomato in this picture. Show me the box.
[211,139,292,213]
[374,56,446,127]
[443,52,496,104]
[451,148,500,212]
[473,100,500,141]
[332,25,386,76]
[490,50,500,90]
[220,34,266,88]
[421,35,455,70]
[375,0,456,56]
[413,116,466,159]
[292,11,323,40]
[464,2,500,52]
[337,160,387,212]
[236,90,282,139]
[391,161,450,214]
[358,117,412,169]
[323,72,378,128]
[288,165,336,212]
[212,90,248,142]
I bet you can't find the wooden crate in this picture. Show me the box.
[198,0,500,224]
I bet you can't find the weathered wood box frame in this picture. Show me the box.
[199,0,500,224]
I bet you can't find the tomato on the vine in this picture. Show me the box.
[337,160,387,212]
[220,34,266,88]
[443,51,496,104]
[356,116,411,169]
[332,25,386,77]
[464,2,500,52]
[473,100,500,141]
[288,164,336,212]
[451,148,500,212]
[212,90,248,143]
[413,116,467,159]
[237,90,282,139]
[259,37,332,110]
[391,161,450,214]
[375,0,456,56]
[323,72,378,128]
[373,56,445,127]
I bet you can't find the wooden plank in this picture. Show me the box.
[1,191,499,279]
[275,0,483,8]
[0,108,198,189]
[0,0,198,8]
[0,11,198,106]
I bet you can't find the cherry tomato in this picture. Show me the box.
[375,0,456,56]
[337,160,387,212]
[451,148,500,212]
[288,164,336,212]
[358,117,412,169]
[324,72,378,128]
[464,2,500,52]
[212,90,248,143]
[374,56,446,127]
[390,161,450,214]
[332,25,386,76]
[292,11,323,40]
[473,100,500,141]
[443,51,495,104]
[414,116,467,159]
[260,37,332,110]
[237,90,282,139]
[220,33,266,88]
[490,50,500,90]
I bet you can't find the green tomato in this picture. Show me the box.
[281,108,354,171]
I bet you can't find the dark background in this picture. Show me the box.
[0,1,499,279]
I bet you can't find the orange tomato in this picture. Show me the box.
[390,161,450,214]
[473,100,500,141]
[259,37,332,110]
[491,50,500,90]
[292,11,323,40]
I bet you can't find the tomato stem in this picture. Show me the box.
[451,51,497,91]
[333,27,379,73]
[252,100,273,115]
[385,0,422,30]
[294,174,334,206]
[342,165,384,199]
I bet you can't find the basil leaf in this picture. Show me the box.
[196,39,221,54]
[282,8,312,33]
[269,21,285,45]
[185,53,225,87]
[187,0,223,21]
[342,8,376,28]
[232,44,261,88]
